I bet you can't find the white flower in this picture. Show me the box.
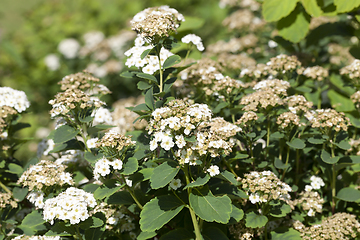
[86,138,98,149]
[58,38,80,59]
[44,54,60,71]
[160,136,175,151]
[310,176,325,190]
[249,193,260,204]
[181,34,205,51]
[150,139,158,151]
[111,159,123,170]
[126,179,133,187]
[83,31,105,49]
[307,209,315,217]
[169,178,182,190]
[305,185,313,192]
[92,107,113,125]
[268,40,278,48]
[207,165,220,177]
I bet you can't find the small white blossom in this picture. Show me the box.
[169,178,182,190]
[207,165,220,177]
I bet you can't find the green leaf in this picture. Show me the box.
[334,0,360,13]
[150,161,180,189]
[189,188,232,224]
[213,102,229,114]
[121,157,138,175]
[53,125,80,144]
[302,0,323,16]
[163,77,177,93]
[262,0,299,22]
[218,171,238,185]
[270,204,292,217]
[202,227,229,240]
[274,158,289,169]
[184,174,210,190]
[308,137,325,144]
[93,185,122,200]
[286,138,306,149]
[120,71,136,78]
[132,103,150,112]
[7,163,23,176]
[336,187,360,202]
[271,228,301,240]
[159,228,194,240]
[107,191,134,205]
[136,72,158,84]
[229,204,244,224]
[145,88,155,110]
[321,149,340,164]
[140,195,185,232]
[138,231,158,240]
[335,140,351,150]
[177,16,205,31]
[79,217,104,230]
[19,211,46,235]
[138,81,152,90]
[141,48,153,59]
[245,212,268,228]
[163,55,181,69]
[12,187,28,201]
[84,152,103,164]
[46,222,73,236]
[277,6,311,43]
[327,90,355,112]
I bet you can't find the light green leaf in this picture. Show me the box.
[7,163,23,176]
[136,72,158,84]
[262,0,299,22]
[121,157,138,175]
[138,231,157,240]
[93,185,122,200]
[337,187,360,202]
[245,212,268,228]
[163,55,181,69]
[137,81,152,90]
[213,102,229,114]
[335,140,351,150]
[334,0,360,13]
[308,137,325,144]
[150,161,180,189]
[19,211,47,235]
[12,187,28,201]
[53,125,80,143]
[321,149,340,164]
[229,204,244,224]
[327,90,355,112]
[189,188,232,224]
[79,216,104,230]
[184,173,210,190]
[271,228,301,240]
[177,16,205,31]
[159,228,194,240]
[270,204,292,217]
[286,138,306,149]
[217,171,238,186]
[84,152,103,164]
[302,0,323,17]
[145,88,155,110]
[140,195,185,232]
[277,7,311,43]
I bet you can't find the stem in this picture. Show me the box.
[231,114,236,124]
[295,149,300,185]
[222,159,239,179]
[330,145,336,213]
[75,225,83,240]
[0,181,11,194]
[158,52,163,93]
[183,166,202,240]
[120,175,143,210]
[266,116,271,156]
[281,147,290,181]
[317,85,322,109]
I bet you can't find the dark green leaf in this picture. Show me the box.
[107,191,134,205]
[159,228,194,240]
[121,157,138,175]
[321,149,340,164]
[136,73,158,84]
[228,204,244,224]
[141,48,152,59]
[190,188,232,224]
[53,125,80,143]
[335,140,351,150]
[84,152,103,164]
[286,138,306,149]
[337,187,360,202]
[12,187,28,201]
[139,195,185,232]
[218,171,238,185]
[120,71,136,78]
[274,158,289,169]
[93,185,122,200]
[202,227,229,240]
[184,174,210,190]
[271,228,301,240]
[150,161,180,189]
[270,204,292,217]
[19,211,46,234]
[79,216,104,230]
[138,81,152,90]
[213,102,229,114]
[163,77,177,93]
[163,55,181,69]
[6,163,23,176]
[245,212,268,228]
[145,88,154,110]
[308,137,325,144]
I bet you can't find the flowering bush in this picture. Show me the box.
[2,1,360,240]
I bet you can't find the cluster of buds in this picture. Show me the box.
[284,95,313,114]
[266,54,302,74]
[276,111,305,129]
[293,213,360,239]
[241,171,292,204]
[253,79,290,96]
[240,89,284,112]
[301,66,329,81]
[17,160,73,192]
[340,59,360,80]
[207,35,258,54]
[290,190,324,217]
[308,109,351,132]
[130,6,185,42]
[96,129,136,153]
[0,192,18,208]
[222,9,265,31]
[13,236,61,240]
[236,111,258,128]
[216,53,256,71]
[351,91,360,109]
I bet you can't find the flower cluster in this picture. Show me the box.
[240,89,284,112]
[91,202,136,235]
[216,53,256,71]
[276,111,305,129]
[241,171,292,204]
[13,236,61,240]
[91,107,113,125]
[328,43,354,65]
[207,35,259,54]
[301,66,329,81]
[340,59,360,80]
[93,157,123,180]
[58,38,80,59]
[147,100,240,165]
[290,190,324,217]
[222,9,265,31]
[293,213,360,239]
[124,36,174,74]
[43,187,96,225]
[130,6,185,41]
[181,34,204,51]
[351,91,360,109]
[0,87,30,113]
[236,111,258,127]
[253,79,290,96]
[266,54,302,74]
[240,63,272,80]
[229,219,263,240]
[305,175,325,191]
[0,192,18,208]
[96,129,136,152]
[284,95,313,114]
[17,160,73,192]
[308,109,351,132]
